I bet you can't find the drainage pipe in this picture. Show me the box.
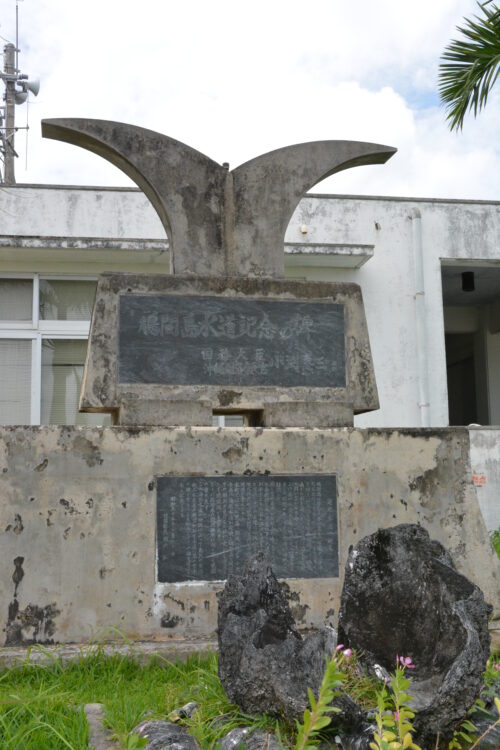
[411,209,431,427]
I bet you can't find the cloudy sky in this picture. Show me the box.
[1,0,499,198]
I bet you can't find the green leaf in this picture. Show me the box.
[307,688,317,711]
[439,0,500,130]
[461,719,477,732]
[312,716,332,730]
[382,730,397,741]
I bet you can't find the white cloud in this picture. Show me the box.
[1,0,499,200]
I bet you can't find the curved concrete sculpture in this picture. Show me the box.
[42,118,396,278]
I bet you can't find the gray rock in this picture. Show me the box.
[337,524,492,750]
[170,702,198,719]
[217,552,364,731]
[219,727,281,749]
[133,720,199,750]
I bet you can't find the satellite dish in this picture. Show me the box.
[14,90,28,105]
[25,78,40,96]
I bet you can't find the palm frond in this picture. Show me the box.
[438,1,500,131]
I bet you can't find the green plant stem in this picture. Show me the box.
[295,703,324,750]
[294,653,345,750]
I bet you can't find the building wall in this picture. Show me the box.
[469,427,500,532]
[487,328,500,424]
[287,195,500,429]
[0,184,166,241]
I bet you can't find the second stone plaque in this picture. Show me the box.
[156,474,338,583]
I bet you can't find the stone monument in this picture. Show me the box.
[42,119,390,429]
[0,121,497,650]
[40,120,393,593]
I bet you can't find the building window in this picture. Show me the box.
[0,339,32,423]
[0,275,110,426]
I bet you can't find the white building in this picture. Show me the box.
[1,183,499,432]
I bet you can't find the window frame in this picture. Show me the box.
[0,273,95,425]
[1,274,243,428]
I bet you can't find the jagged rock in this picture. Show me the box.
[219,727,281,749]
[338,524,492,750]
[133,720,199,749]
[217,552,365,731]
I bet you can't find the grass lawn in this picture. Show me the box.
[0,647,277,749]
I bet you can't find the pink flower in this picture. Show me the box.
[335,643,345,651]
[343,648,353,658]
[394,711,400,721]
[398,655,415,669]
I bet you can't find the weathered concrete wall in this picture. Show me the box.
[1,426,498,646]
[469,428,500,533]
[0,185,166,241]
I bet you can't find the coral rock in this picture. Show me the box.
[338,524,492,749]
[133,720,199,749]
[217,552,363,729]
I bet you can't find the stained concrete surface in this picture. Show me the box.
[0,425,498,646]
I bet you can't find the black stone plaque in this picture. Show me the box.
[119,294,345,387]
[156,474,338,582]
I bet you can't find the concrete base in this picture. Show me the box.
[2,624,499,669]
[118,399,354,428]
[263,401,353,427]
[119,399,213,427]
[0,639,217,668]
[0,426,498,647]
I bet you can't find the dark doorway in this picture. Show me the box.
[445,333,478,425]
[441,262,500,426]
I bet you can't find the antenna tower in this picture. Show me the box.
[0,1,40,183]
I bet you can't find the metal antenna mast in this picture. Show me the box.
[2,42,17,183]
[0,1,40,183]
